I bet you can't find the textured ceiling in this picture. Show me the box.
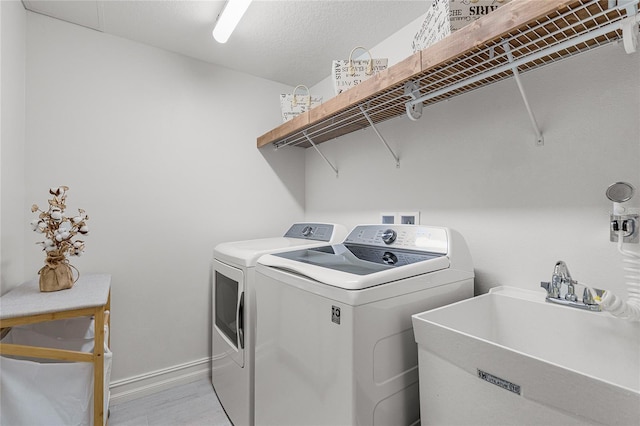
[22,0,429,87]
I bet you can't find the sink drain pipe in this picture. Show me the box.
[595,229,640,321]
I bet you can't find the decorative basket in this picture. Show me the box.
[332,46,388,95]
[280,85,322,122]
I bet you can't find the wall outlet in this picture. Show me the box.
[399,211,420,225]
[380,211,420,225]
[381,212,396,224]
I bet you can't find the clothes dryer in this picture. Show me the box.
[254,224,474,426]
[212,223,346,426]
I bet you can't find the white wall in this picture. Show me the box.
[0,0,27,295]
[306,37,640,298]
[24,12,305,382]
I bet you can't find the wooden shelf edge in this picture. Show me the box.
[0,306,98,327]
[0,342,95,362]
[257,111,310,148]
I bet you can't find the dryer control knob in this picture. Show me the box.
[381,229,397,245]
[302,226,314,237]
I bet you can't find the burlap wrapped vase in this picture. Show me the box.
[38,250,78,292]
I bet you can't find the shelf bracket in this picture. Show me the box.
[620,12,640,54]
[503,42,544,146]
[622,0,638,16]
[404,81,423,121]
[303,130,338,177]
[358,105,400,168]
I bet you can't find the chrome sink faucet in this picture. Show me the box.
[541,261,602,311]
[551,261,577,301]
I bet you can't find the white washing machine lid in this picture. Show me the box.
[258,244,451,290]
[213,223,347,268]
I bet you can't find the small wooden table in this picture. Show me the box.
[0,274,111,426]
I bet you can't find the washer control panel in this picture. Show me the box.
[344,225,448,254]
[284,223,336,241]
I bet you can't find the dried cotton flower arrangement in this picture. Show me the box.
[30,186,89,291]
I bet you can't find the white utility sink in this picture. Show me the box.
[412,286,640,425]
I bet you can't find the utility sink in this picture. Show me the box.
[412,286,640,425]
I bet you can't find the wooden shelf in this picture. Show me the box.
[257,0,635,149]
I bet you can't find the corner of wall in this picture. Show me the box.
[0,0,27,295]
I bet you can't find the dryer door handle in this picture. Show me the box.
[238,292,245,350]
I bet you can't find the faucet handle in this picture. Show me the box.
[540,281,550,292]
[540,281,559,298]
[583,287,604,306]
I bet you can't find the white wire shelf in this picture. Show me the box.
[257,0,638,150]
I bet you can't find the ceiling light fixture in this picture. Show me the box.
[212,0,252,44]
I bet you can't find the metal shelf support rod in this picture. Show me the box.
[404,81,423,121]
[303,130,339,177]
[622,0,638,16]
[407,14,630,109]
[358,105,400,168]
[504,42,544,146]
[621,12,640,53]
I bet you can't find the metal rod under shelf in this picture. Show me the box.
[504,42,545,146]
[303,131,339,176]
[358,105,400,168]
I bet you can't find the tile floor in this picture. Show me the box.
[109,379,232,426]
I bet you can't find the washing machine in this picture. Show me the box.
[212,223,347,426]
[253,224,474,426]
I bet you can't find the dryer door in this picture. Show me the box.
[213,259,245,368]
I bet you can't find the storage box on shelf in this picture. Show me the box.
[412,0,514,53]
[257,0,637,150]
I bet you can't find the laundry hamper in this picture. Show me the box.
[0,316,112,426]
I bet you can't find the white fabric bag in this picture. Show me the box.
[332,46,388,95]
[0,317,112,426]
[280,85,322,122]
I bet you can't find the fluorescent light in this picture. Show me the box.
[212,0,252,44]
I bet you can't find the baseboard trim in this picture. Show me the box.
[109,356,213,405]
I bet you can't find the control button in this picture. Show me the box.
[302,226,314,237]
[382,252,398,265]
[381,229,397,245]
